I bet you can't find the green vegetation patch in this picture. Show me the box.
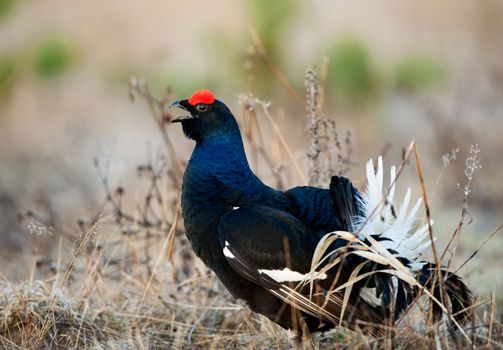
[0,0,14,19]
[34,37,74,78]
[0,57,15,95]
[394,56,444,91]
[327,38,378,106]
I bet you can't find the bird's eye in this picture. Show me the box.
[195,103,209,112]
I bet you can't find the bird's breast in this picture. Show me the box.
[180,170,229,267]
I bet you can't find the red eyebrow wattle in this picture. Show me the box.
[188,89,215,106]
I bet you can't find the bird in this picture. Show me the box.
[169,89,472,343]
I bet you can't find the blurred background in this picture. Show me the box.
[0,0,502,299]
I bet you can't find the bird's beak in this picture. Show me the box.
[169,99,194,123]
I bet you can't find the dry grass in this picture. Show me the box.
[0,208,501,349]
[1,62,502,348]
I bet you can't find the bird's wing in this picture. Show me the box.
[218,205,317,286]
[217,205,385,334]
[285,175,363,233]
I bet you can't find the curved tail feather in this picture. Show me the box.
[417,264,473,325]
[328,156,473,328]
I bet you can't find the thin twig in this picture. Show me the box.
[253,97,308,185]
[455,223,503,274]
[248,26,305,110]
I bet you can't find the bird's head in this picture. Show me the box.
[170,89,238,143]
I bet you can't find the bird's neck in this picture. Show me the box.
[193,132,249,169]
[189,134,280,202]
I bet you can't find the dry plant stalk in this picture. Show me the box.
[248,26,305,110]
[305,68,323,186]
[305,68,353,187]
[238,93,308,185]
[240,94,287,189]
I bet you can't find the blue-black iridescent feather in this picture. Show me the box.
[170,91,473,337]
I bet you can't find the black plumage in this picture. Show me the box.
[169,90,472,338]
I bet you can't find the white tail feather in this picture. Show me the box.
[355,156,434,270]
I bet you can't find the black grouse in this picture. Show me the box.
[170,89,472,340]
